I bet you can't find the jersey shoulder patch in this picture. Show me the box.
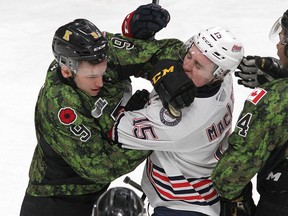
[159,107,181,126]
[247,88,267,105]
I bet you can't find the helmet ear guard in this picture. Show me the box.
[58,55,79,73]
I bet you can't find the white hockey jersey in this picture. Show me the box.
[110,75,234,216]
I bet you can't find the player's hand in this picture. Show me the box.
[122,3,170,40]
[235,56,281,88]
[125,89,150,111]
[150,59,196,117]
[220,182,256,216]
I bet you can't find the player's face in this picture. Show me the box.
[182,45,216,87]
[276,30,288,68]
[74,60,107,96]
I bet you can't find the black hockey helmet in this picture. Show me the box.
[281,9,288,34]
[52,18,108,72]
[281,10,288,56]
[92,187,145,216]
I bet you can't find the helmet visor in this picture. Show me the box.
[178,36,195,61]
[269,17,288,45]
[179,36,216,67]
[178,36,213,62]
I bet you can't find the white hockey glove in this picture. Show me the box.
[235,56,280,88]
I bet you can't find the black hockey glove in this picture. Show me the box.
[122,3,170,40]
[235,55,283,88]
[125,89,150,111]
[220,182,256,216]
[150,59,196,117]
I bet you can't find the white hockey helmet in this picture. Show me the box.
[181,27,244,80]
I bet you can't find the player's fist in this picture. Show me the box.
[150,59,196,116]
[236,55,282,88]
[122,3,170,40]
[125,89,150,111]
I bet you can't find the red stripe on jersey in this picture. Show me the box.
[155,186,203,200]
[153,170,192,188]
[146,158,218,203]
[191,179,212,188]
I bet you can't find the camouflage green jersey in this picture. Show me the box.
[211,78,288,200]
[26,33,183,196]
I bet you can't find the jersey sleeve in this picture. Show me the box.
[109,95,202,152]
[106,32,183,79]
[211,82,288,199]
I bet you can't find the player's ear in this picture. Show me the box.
[61,66,73,78]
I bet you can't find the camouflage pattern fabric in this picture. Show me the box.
[211,78,288,200]
[26,33,183,196]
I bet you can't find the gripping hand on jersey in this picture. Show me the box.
[235,55,282,88]
[121,3,170,40]
[149,59,196,117]
[125,89,150,111]
[220,182,256,216]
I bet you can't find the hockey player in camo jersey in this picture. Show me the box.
[19,8,196,216]
[109,27,244,216]
[211,9,288,216]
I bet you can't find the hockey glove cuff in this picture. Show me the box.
[255,56,285,78]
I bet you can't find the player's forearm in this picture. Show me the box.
[211,146,259,199]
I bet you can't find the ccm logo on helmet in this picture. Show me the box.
[151,65,174,85]
[202,36,213,48]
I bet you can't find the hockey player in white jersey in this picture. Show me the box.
[109,27,244,216]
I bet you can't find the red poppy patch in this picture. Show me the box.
[58,107,77,125]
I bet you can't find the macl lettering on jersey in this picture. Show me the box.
[206,103,232,142]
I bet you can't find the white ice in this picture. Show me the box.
[1,0,286,215]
